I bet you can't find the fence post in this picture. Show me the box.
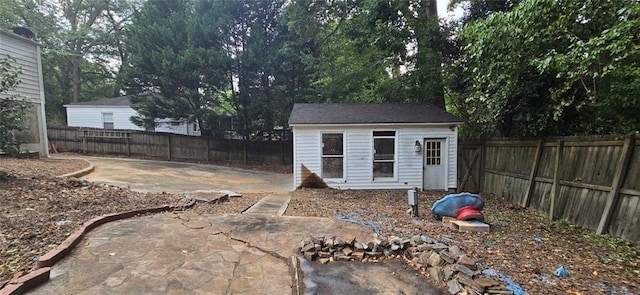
[280,141,285,165]
[81,129,87,154]
[243,140,248,164]
[549,140,564,220]
[523,139,544,207]
[596,137,635,234]
[479,142,486,192]
[205,137,210,162]
[167,134,172,161]
[126,135,131,158]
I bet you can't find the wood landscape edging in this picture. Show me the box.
[55,158,95,179]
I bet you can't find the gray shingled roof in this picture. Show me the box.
[65,96,131,107]
[288,103,463,125]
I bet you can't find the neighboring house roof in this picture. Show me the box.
[64,96,132,107]
[288,103,463,125]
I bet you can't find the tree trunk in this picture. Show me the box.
[71,58,81,103]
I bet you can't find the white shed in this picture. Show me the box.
[64,96,201,136]
[288,103,463,191]
[0,29,49,157]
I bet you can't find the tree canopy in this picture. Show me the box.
[447,0,640,138]
[2,0,638,139]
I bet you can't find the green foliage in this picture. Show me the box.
[448,0,640,138]
[286,0,448,107]
[121,0,231,135]
[0,0,136,126]
[0,56,30,156]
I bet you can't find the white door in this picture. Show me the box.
[423,139,446,190]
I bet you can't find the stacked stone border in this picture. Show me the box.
[297,235,515,295]
[0,158,195,295]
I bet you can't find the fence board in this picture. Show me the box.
[47,127,292,166]
[459,134,640,244]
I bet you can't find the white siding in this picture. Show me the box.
[292,124,458,190]
[0,31,48,156]
[292,127,321,189]
[66,106,142,130]
[66,105,200,136]
[0,34,41,102]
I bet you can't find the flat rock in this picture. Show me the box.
[219,190,242,197]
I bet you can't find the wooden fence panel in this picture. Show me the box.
[47,127,292,166]
[609,193,640,243]
[461,134,640,244]
[129,132,165,159]
[457,142,482,193]
[530,182,553,213]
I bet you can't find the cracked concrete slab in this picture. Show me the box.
[26,212,376,294]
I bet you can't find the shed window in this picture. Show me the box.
[373,131,396,179]
[321,133,343,179]
[102,113,114,130]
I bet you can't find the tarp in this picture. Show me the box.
[431,192,484,220]
[336,214,380,235]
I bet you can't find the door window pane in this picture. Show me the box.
[425,140,442,166]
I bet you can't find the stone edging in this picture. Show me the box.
[56,158,95,179]
[0,199,196,295]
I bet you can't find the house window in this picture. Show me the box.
[102,113,114,130]
[425,140,442,166]
[373,131,396,179]
[322,133,343,179]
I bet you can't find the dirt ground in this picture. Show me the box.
[1,157,639,294]
[287,189,640,294]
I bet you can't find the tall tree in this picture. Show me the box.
[284,0,448,107]
[0,0,136,125]
[453,0,640,137]
[121,0,231,135]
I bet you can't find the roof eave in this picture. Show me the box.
[289,121,464,127]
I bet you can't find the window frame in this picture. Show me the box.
[320,132,345,180]
[372,130,397,181]
[102,112,114,130]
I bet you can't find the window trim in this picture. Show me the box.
[372,130,397,181]
[320,131,345,180]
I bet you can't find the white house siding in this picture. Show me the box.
[66,106,142,130]
[0,31,48,156]
[66,105,200,136]
[292,124,458,190]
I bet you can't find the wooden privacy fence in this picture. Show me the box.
[47,127,293,165]
[458,135,640,244]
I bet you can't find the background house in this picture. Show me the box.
[64,96,201,136]
[288,103,463,190]
[0,28,49,157]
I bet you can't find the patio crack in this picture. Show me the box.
[222,231,298,291]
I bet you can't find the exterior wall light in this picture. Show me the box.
[414,140,422,152]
